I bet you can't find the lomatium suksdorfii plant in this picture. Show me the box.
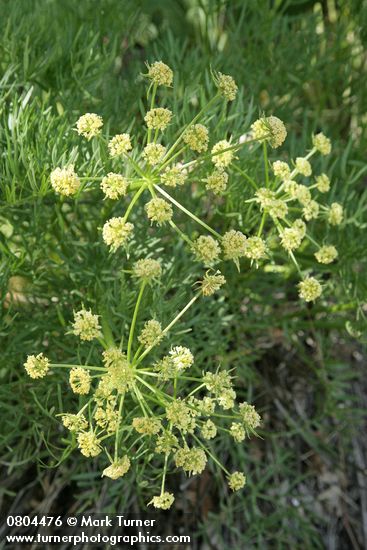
[48,61,342,301]
[24,267,259,509]
[25,60,344,508]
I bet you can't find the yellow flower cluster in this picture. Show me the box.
[192,235,220,265]
[133,258,162,281]
[50,166,80,196]
[76,113,103,140]
[149,492,175,510]
[100,173,128,200]
[24,353,50,379]
[102,456,131,479]
[205,169,228,194]
[145,197,173,224]
[215,72,238,101]
[251,116,287,148]
[160,165,187,187]
[143,143,166,165]
[72,308,101,341]
[211,140,234,168]
[298,277,322,302]
[138,319,163,347]
[102,218,134,251]
[183,124,209,152]
[312,132,331,155]
[147,61,173,87]
[144,108,172,130]
[315,245,338,264]
[108,133,132,157]
[69,367,91,395]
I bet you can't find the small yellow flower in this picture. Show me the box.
[69,367,91,395]
[272,160,291,180]
[298,277,322,302]
[239,402,261,430]
[295,157,312,177]
[215,72,238,101]
[77,431,101,457]
[24,353,50,379]
[217,387,236,410]
[132,417,162,435]
[228,471,246,491]
[166,400,194,432]
[50,166,80,196]
[102,456,131,479]
[169,346,194,371]
[280,227,304,252]
[192,235,221,265]
[268,199,288,219]
[145,197,173,225]
[174,447,207,475]
[251,116,287,148]
[76,113,103,140]
[72,308,101,341]
[244,236,267,261]
[108,133,132,157]
[315,245,338,264]
[62,413,88,432]
[100,173,128,200]
[199,270,226,296]
[205,169,228,195]
[312,132,331,155]
[147,61,173,87]
[133,258,162,281]
[161,165,187,187]
[149,492,175,510]
[295,184,312,205]
[143,143,166,165]
[144,108,172,130]
[138,319,163,348]
[102,218,134,251]
[155,432,179,454]
[201,419,217,440]
[183,124,209,153]
[230,422,246,442]
[222,230,247,260]
[255,188,276,209]
[303,200,319,221]
[315,174,330,193]
[211,140,233,168]
[203,370,232,395]
[328,202,343,225]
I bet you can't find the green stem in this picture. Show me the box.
[158,145,188,173]
[257,211,267,237]
[232,164,258,191]
[125,154,147,179]
[123,184,147,223]
[147,82,158,144]
[127,282,146,363]
[162,94,220,163]
[154,184,221,239]
[50,364,105,371]
[161,453,169,494]
[169,220,194,246]
[134,294,199,367]
[263,141,269,187]
[192,434,229,475]
[132,384,148,417]
[114,393,124,459]
[182,134,269,170]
